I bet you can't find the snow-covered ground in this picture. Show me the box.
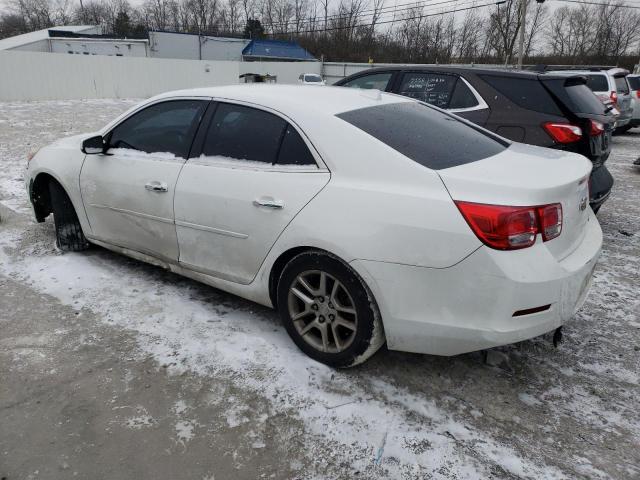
[1,100,639,479]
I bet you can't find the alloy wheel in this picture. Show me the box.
[287,270,358,353]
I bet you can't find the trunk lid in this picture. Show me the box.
[438,142,593,261]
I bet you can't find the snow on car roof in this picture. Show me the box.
[152,84,412,116]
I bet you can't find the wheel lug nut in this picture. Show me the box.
[329,314,335,321]
[328,302,333,309]
[318,296,324,303]
[312,304,318,310]
[318,316,325,323]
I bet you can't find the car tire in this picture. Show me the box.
[614,125,632,135]
[49,181,90,252]
[277,251,385,368]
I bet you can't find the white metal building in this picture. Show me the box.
[148,31,249,61]
[0,26,148,57]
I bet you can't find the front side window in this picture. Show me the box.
[398,73,457,108]
[337,102,507,170]
[342,73,393,90]
[202,103,316,166]
[108,100,206,158]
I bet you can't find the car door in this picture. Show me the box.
[174,101,330,285]
[80,98,208,261]
[394,71,490,125]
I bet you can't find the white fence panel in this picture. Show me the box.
[0,51,238,101]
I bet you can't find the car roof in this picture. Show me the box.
[151,84,411,116]
[339,65,569,81]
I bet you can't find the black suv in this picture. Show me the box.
[335,67,615,212]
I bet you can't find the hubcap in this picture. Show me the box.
[287,270,358,353]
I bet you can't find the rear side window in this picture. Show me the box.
[398,73,457,108]
[336,102,506,170]
[615,76,630,95]
[586,75,609,92]
[203,103,285,163]
[449,80,480,109]
[277,125,316,166]
[202,103,316,166]
[481,75,562,115]
[563,84,607,114]
[628,77,640,90]
[341,73,393,90]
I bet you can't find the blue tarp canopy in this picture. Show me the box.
[242,39,316,61]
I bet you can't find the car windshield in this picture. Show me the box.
[336,102,507,170]
[304,75,322,83]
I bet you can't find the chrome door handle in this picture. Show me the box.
[253,198,284,209]
[145,181,168,193]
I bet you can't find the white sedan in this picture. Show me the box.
[26,85,602,367]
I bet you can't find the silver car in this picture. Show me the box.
[547,68,633,132]
[628,75,640,129]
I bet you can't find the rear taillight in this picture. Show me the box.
[455,201,563,250]
[589,120,605,136]
[610,91,618,106]
[542,122,582,144]
[538,203,562,241]
[635,90,640,99]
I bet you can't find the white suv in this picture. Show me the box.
[547,68,633,132]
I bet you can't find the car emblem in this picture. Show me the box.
[579,197,588,212]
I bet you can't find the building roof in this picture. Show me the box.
[0,26,97,50]
[242,39,316,61]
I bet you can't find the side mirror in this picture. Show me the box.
[82,135,105,154]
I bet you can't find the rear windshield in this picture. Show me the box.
[628,77,640,90]
[585,74,609,92]
[336,102,507,170]
[563,84,607,114]
[615,76,630,94]
[304,74,322,83]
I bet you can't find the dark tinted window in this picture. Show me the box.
[615,76,630,95]
[585,74,608,91]
[203,103,285,163]
[341,73,392,90]
[277,125,316,166]
[628,76,640,90]
[449,79,480,109]
[481,75,562,115]
[109,100,206,157]
[398,73,456,108]
[337,102,506,170]
[564,84,607,114]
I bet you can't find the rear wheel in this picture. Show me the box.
[277,251,385,368]
[49,181,90,252]
[614,125,632,135]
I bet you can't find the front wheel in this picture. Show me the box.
[49,181,90,252]
[277,251,385,367]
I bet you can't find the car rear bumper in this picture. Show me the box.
[351,211,602,356]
